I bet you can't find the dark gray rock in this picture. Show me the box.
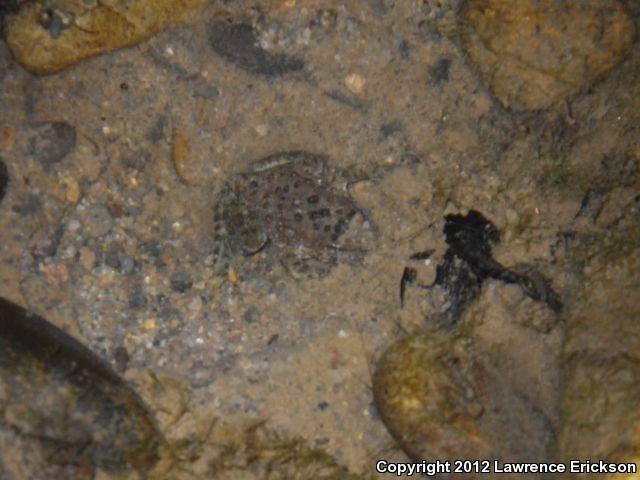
[27,122,76,166]
[209,21,305,76]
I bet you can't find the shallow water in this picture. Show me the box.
[0,1,638,478]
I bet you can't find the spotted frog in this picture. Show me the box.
[212,151,366,278]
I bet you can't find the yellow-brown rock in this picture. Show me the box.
[4,0,206,75]
[459,0,636,110]
[373,331,554,479]
[559,246,640,479]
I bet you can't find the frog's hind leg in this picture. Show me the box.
[212,225,233,276]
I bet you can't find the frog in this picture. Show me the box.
[212,151,367,279]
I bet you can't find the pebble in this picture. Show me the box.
[344,73,365,94]
[209,20,305,76]
[120,256,135,275]
[0,126,16,150]
[83,205,114,237]
[187,296,203,317]
[428,57,451,85]
[39,261,70,285]
[128,284,147,309]
[243,307,260,324]
[60,177,80,203]
[68,219,81,231]
[142,318,156,330]
[104,245,123,270]
[79,247,96,270]
[170,271,193,293]
[191,82,220,100]
[113,345,130,372]
[27,122,76,166]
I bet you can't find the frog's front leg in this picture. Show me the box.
[237,224,270,256]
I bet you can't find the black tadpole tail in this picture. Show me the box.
[400,267,417,307]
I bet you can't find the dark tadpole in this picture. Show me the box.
[403,210,562,327]
[0,297,161,473]
[209,20,305,76]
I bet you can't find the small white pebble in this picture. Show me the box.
[102,125,111,135]
[255,124,268,136]
[297,27,311,45]
[424,258,432,266]
[195,337,204,345]
[344,73,365,94]
[338,329,348,338]
[68,219,81,231]
[164,46,174,57]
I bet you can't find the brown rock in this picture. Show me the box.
[4,0,206,75]
[559,247,640,478]
[0,297,160,476]
[373,332,554,478]
[460,0,636,110]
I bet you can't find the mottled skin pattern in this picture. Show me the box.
[213,152,360,277]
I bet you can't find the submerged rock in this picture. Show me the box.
[209,20,305,76]
[26,121,76,166]
[559,247,640,478]
[0,297,160,478]
[4,0,206,75]
[459,0,635,110]
[373,332,554,479]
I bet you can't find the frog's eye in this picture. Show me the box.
[240,227,269,256]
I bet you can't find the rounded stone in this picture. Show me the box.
[459,0,636,110]
[373,332,554,477]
